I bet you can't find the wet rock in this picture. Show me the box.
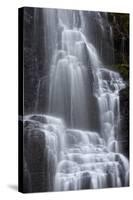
[30,115,47,124]
[24,120,40,130]
[23,159,32,193]
[119,87,129,158]
[23,117,48,192]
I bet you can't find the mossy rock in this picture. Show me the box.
[112,64,129,81]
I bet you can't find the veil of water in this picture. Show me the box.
[24,9,129,191]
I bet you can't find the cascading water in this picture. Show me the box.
[24,9,129,192]
[48,10,129,190]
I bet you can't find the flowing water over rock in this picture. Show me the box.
[23,9,129,192]
[24,114,129,191]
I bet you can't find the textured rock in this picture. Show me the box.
[24,118,48,192]
[119,87,129,158]
[30,115,47,124]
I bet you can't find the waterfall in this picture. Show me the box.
[49,30,90,129]
[48,10,128,190]
[24,9,129,192]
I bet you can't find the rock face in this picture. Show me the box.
[23,8,53,114]
[108,13,129,64]
[119,87,129,158]
[107,13,129,158]
[23,114,66,192]
[23,115,48,192]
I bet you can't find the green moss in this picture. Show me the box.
[112,64,129,81]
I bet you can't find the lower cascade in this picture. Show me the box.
[24,114,129,191]
[23,9,129,192]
